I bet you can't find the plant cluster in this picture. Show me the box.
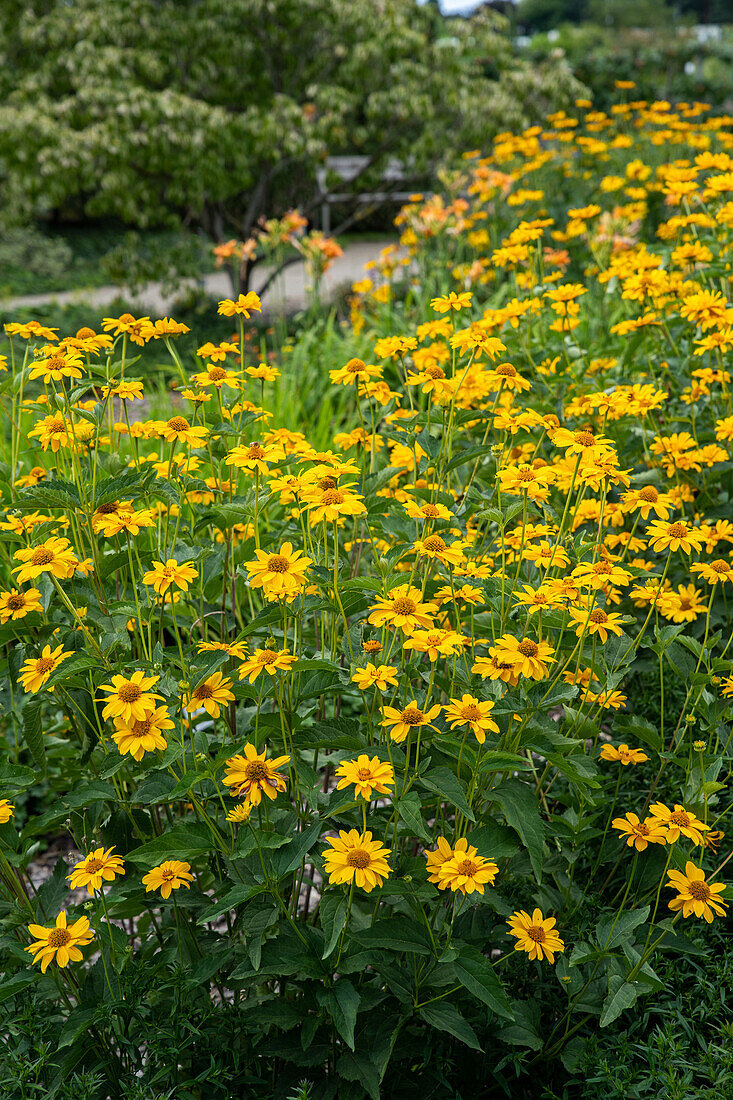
[0,95,732,1098]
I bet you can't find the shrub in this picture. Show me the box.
[0,96,732,1098]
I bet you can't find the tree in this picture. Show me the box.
[0,0,584,241]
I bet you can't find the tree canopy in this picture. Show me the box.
[0,0,583,238]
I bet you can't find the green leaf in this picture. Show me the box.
[272,820,322,877]
[452,946,514,1019]
[396,792,431,842]
[22,697,45,773]
[419,1002,482,1051]
[126,823,212,865]
[490,779,544,882]
[354,917,433,955]
[319,892,349,959]
[596,905,649,951]
[600,975,638,1027]
[318,978,360,1049]
[17,478,81,511]
[420,767,475,822]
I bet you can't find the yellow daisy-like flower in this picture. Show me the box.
[142,860,195,900]
[379,700,441,743]
[0,800,15,823]
[402,628,465,662]
[141,558,198,595]
[645,520,704,555]
[506,909,565,962]
[226,803,254,823]
[67,846,125,895]
[322,830,391,892]
[28,348,84,383]
[183,672,235,719]
[222,744,290,806]
[244,542,312,602]
[112,706,174,761]
[305,484,367,525]
[158,416,208,448]
[367,584,438,633]
[98,671,163,723]
[599,743,649,765]
[430,291,472,313]
[443,695,499,743]
[412,534,465,569]
[18,643,73,693]
[691,559,733,585]
[334,755,395,800]
[12,537,78,584]
[666,861,728,923]
[237,647,298,683]
[217,292,262,318]
[567,605,625,643]
[424,836,464,884]
[26,911,94,972]
[611,812,668,851]
[648,802,710,846]
[351,663,399,692]
[489,634,555,680]
[437,843,498,895]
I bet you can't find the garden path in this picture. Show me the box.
[0,239,395,318]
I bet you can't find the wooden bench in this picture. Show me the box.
[316,155,415,234]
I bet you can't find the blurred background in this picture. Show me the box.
[0,0,730,315]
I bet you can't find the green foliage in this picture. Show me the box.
[0,0,583,238]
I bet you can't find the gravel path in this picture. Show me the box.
[0,239,396,318]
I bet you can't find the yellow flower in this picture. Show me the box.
[26,911,93,972]
[489,634,555,680]
[666,861,728,923]
[237,647,298,683]
[412,534,465,568]
[437,843,498,895]
[12,537,78,584]
[226,803,254,823]
[507,909,565,962]
[142,558,198,595]
[599,743,649,765]
[322,830,391,892]
[430,291,472,312]
[0,587,43,623]
[334,755,395,800]
[222,744,290,806]
[142,860,194,900]
[217,292,262,318]
[0,800,15,823]
[567,605,625,643]
[244,542,312,602]
[193,363,241,389]
[98,672,163,722]
[691,559,733,585]
[424,836,463,884]
[305,484,367,525]
[67,846,125,895]
[329,358,383,386]
[112,706,174,761]
[158,416,208,448]
[648,802,710,845]
[28,347,84,383]
[18,643,72,693]
[367,585,438,633]
[611,812,668,851]
[645,520,704,555]
[402,628,465,662]
[183,672,235,719]
[379,700,441,743]
[351,663,399,691]
[443,695,499,743]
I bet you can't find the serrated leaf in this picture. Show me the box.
[22,697,45,772]
[452,946,513,1019]
[490,779,544,882]
[319,892,348,959]
[419,1001,482,1051]
[420,767,475,822]
[596,905,649,951]
[600,975,638,1027]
